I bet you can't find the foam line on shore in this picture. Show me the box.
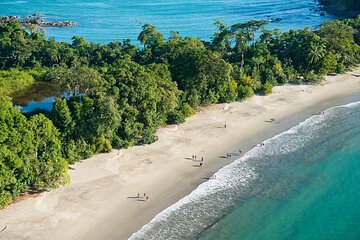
[1,70,360,240]
[130,101,360,239]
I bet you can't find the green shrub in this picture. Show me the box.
[138,129,158,145]
[304,71,324,83]
[336,63,346,74]
[284,66,298,82]
[260,83,273,95]
[27,68,47,81]
[75,139,94,159]
[167,110,186,124]
[238,85,254,100]
[0,191,13,209]
[63,140,81,164]
[0,69,35,96]
[94,134,113,153]
[182,103,196,117]
[221,80,238,102]
[319,52,338,74]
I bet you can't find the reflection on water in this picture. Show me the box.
[10,82,63,112]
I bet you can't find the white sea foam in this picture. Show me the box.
[343,100,360,108]
[129,155,258,239]
[129,100,360,240]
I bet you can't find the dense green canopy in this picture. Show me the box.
[1,15,360,207]
[0,97,69,208]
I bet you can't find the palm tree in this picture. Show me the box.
[306,42,326,70]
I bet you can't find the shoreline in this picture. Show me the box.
[1,69,360,240]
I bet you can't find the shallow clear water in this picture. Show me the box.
[130,101,360,240]
[0,0,333,43]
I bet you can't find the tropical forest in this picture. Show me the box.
[1,14,360,208]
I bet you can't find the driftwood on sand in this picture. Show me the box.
[0,225,7,234]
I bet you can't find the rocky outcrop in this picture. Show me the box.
[318,0,360,17]
[0,14,76,28]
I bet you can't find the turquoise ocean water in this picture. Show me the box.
[0,0,333,43]
[130,101,360,240]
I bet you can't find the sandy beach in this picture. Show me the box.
[1,69,360,240]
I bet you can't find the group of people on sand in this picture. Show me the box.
[192,149,244,167]
[227,149,244,158]
[137,193,149,202]
[192,155,204,167]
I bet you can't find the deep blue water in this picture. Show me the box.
[0,0,333,43]
[130,101,360,240]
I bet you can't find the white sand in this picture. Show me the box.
[1,69,360,240]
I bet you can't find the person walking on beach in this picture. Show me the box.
[239,149,243,155]
[137,193,140,198]
[146,196,149,202]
